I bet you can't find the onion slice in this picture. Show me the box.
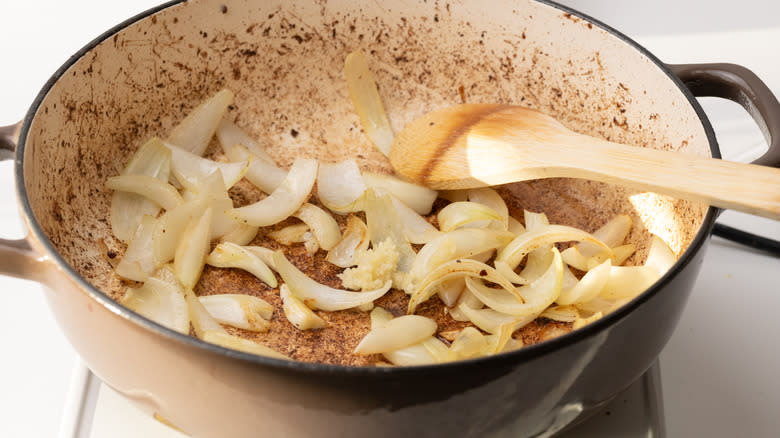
[437,201,504,232]
[557,259,611,305]
[497,225,612,270]
[457,303,536,334]
[316,160,366,214]
[467,247,563,317]
[230,158,317,227]
[344,51,394,156]
[280,284,327,330]
[115,215,157,282]
[198,294,273,332]
[408,258,523,314]
[364,189,416,276]
[391,196,441,244]
[362,172,437,215]
[326,215,370,268]
[268,224,310,246]
[579,214,632,256]
[273,251,392,311]
[167,89,234,156]
[206,242,277,287]
[184,288,226,337]
[467,188,509,229]
[216,117,275,164]
[174,208,213,290]
[294,203,341,251]
[164,142,250,192]
[110,137,171,242]
[354,315,437,355]
[228,144,287,194]
[202,330,288,360]
[121,277,189,334]
[107,175,183,211]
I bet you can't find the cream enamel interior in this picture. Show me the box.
[22,0,710,362]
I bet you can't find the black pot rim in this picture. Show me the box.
[14,0,719,376]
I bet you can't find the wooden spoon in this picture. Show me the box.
[388,104,780,220]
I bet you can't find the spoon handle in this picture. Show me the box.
[477,133,780,220]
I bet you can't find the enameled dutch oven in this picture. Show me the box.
[2,0,779,436]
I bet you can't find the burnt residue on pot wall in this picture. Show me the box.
[23,0,708,363]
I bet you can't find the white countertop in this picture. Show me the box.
[0,1,778,437]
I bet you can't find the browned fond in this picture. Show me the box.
[23,0,709,366]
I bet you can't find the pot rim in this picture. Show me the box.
[14,0,719,375]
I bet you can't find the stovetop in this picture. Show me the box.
[1,1,778,437]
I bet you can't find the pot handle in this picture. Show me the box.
[667,63,780,168]
[0,122,51,282]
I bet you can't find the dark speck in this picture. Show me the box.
[107,250,117,259]
[479,269,487,276]
[220,5,227,13]
[290,129,299,138]
[429,122,435,126]
[456,259,462,263]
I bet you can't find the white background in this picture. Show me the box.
[1,1,779,437]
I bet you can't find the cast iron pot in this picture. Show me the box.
[2,0,779,436]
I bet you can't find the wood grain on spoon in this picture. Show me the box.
[389,104,780,220]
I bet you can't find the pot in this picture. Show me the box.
[3,0,779,436]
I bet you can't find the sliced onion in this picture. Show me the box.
[344,51,394,156]
[540,305,580,322]
[436,277,466,307]
[446,327,490,361]
[302,232,320,256]
[280,284,327,330]
[174,208,212,290]
[467,247,563,317]
[228,144,287,194]
[384,343,439,366]
[558,259,611,306]
[151,199,205,268]
[390,196,441,244]
[467,188,509,229]
[202,330,288,360]
[167,89,234,156]
[644,235,676,275]
[216,117,275,164]
[294,203,341,251]
[448,289,484,322]
[408,259,524,314]
[326,215,369,268]
[457,303,535,334]
[206,242,277,287]
[353,314,437,355]
[524,210,549,231]
[184,288,226,337]
[364,189,416,276]
[572,312,603,330]
[612,244,636,266]
[576,297,628,315]
[164,142,250,192]
[111,137,172,242]
[244,246,277,271]
[268,224,310,246]
[317,160,366,214]
[121,277,189,334]
[497,225,612,270]
[115,215,158,282]
[600,266,660,300]
[494,260,528,285]
[507,216,526,235]
[273,251,392,311]
[407,228,515,291]
[219,223,259,246]
[362,172,437,215]
[339,238,399,291]
[199,294,272,332]
[193,170,244,240]
[437,201,504,232]
[107,175,183,211]
[579,214,632,257]
[230,158,317,227]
